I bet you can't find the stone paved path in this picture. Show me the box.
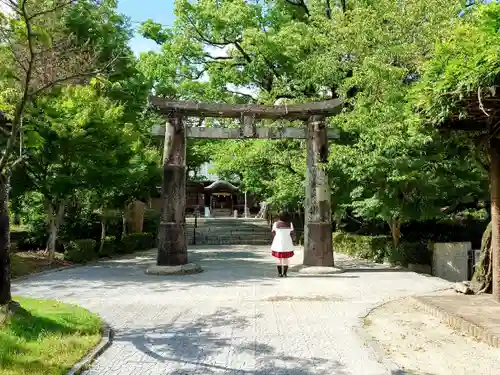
[12,245,452,375]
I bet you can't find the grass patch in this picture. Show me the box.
[0,297,102,375]
[10,252,72,279]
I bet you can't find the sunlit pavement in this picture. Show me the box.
[13,245,452,375]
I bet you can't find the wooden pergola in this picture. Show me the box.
[149,96,343,270]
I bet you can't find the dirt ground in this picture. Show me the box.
[363,297,500,375]
[10,251,71,279]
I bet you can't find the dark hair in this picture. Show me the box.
[278,211,291,223]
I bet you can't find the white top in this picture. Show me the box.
[271,222,294,252]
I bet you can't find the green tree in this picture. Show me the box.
[136,0,348,210]
[412,2,500,299]
[316,0,487,245]
[210,139,306,211]
[0,0,133,306]
[14,85,134,261]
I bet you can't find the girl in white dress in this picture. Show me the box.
[271,212,294,277]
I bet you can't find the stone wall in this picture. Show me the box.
[432,242,471,282]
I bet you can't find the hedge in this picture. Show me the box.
[64,239,97,263]
[121,233,156,254]
[98,236,118,257]
[63,232,156,263]
[332,232,432,266]
[143,209,160,236]
[333,232,391,263]
[389,241,432,266]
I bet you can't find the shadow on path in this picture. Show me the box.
[391,370,436,375]
[113,307,349,375]
[14,246,408,296]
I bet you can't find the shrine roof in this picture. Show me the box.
[204,180,239,193]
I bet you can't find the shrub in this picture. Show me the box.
[389,241,432,266]
[121,233,155,254]
[64,239,97,263]
[143,209,160,236]
[333,232,432,266]
[333,232,391,263]
[98,236,118,258]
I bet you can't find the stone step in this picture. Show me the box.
[185,229,270,235]
[186,236,271,242]
[186,218,269,226]
[185,228,271,233]
[185,226,270,230]
[187,236,271,242]
[183,217,272,245]
[187,238,271,245]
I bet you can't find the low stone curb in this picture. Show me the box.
[354,299,404,375]
[66,321,114,375]
[409,296,500,349]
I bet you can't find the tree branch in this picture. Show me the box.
[0,0,35,171]
[8,153,28,171]
[27,0,73,21]
[30,49,123,97]
[186,15,234,47]
[226,89,257,101]
[339,0,347,14]
[478,86,491,118]
[325,0,332,19]
[203,53,233,61]
[273,162,300,175]
[233,41,252,64]
[284,0,310,17]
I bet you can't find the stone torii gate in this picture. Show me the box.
[148,96,343,275]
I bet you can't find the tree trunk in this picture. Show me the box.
[99,216,106,253]
[122,203,128,237]
[0,174,11,306]
[388,217,401,247]
[489,138,500,302]
[45,199,66,264]
[470,221,492,294]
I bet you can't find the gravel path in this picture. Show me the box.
[13,245,453,375]
[364,296,500,375]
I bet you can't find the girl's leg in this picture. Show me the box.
[276,257,283,276]
[283,258,289,277]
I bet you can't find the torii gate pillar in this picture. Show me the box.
[304,115,333,266]
[157,115,188,266]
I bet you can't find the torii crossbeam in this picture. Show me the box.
[149,96,343,273]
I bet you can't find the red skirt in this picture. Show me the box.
[272,251,294,259]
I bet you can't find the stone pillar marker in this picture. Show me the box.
[147,115,202,275]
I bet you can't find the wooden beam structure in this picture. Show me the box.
[150,97,344,271]
[151,124,339,139]
[149,96,343,120]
